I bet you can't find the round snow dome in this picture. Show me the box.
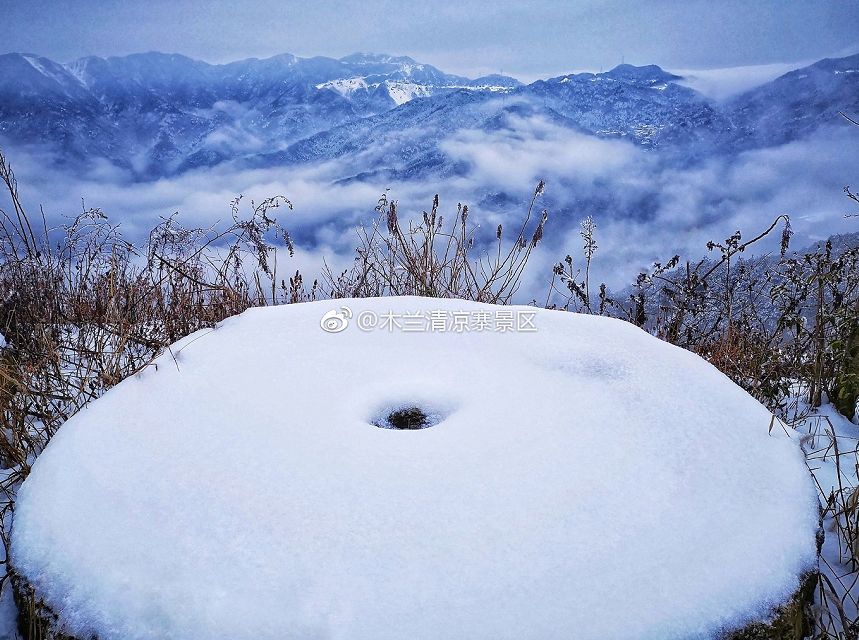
[12,298,818,640]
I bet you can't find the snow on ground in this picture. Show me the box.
[793,399,859,631]
[11,298,819,640]
[0,584,17,640]
[0,465,20,640]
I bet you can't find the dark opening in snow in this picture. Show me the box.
[372,405,443,430]
[386,407,429,429]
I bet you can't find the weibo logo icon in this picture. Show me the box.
[319,307,353,333]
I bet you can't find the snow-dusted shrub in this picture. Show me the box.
[325,182,548,303]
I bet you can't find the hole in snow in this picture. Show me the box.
[371,405,444,430]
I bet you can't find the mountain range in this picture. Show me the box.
[1,50,857,181]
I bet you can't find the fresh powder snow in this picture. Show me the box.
[11,297,819,640]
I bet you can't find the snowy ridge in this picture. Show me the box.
[317,76,516,105]
[315,77,370,96]
[0,50,856,179]
[21,55,74,86]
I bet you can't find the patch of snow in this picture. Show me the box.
[20,54,50,77]
[384,81,432,105]
[63,60,91,87]
[316,77,505,104]
[399,63,425,78]
[21,54,82,88]
[792,400,859,630]
[464,84,514,93]
[0,583,17,640]
[315,77,369,97]
[12,298,819,640]
[0,333,5,350]
[0,465,18,639]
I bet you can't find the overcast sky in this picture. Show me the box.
[3,0,859,80]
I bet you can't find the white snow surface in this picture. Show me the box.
[12,298,819,640]
[315,77,370,97]
[383,80,433,105]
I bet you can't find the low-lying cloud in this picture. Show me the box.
[673,62,809,101]
[5,114,858,300]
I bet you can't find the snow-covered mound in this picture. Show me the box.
[12,298,818,640]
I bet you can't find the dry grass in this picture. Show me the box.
[325,183,548,303]
[798,411,859,639]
